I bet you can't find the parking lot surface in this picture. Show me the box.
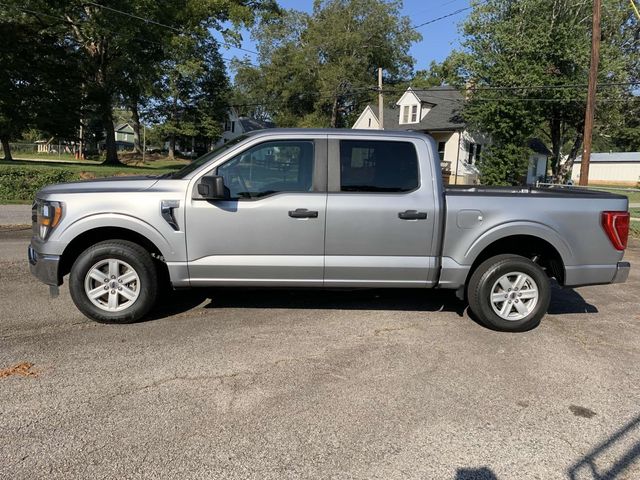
[1,229,639,479]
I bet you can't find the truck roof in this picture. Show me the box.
[244,128,431,139]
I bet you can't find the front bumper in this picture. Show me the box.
[612,261,630,284]
[28,244,61,286]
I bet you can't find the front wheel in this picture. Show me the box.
[69,240,158,323]
[467,254,551,332]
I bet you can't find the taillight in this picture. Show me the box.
[601,211,630,251]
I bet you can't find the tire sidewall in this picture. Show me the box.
[69,241,157,323]
[470,256,551,332]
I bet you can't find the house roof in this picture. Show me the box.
[238,117,276,133]
[576,152,640,163]
[114,122,134,132]
[368,86,466,132]
[527,138,552,156]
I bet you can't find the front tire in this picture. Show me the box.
[69,240,158,323]
[467,254,551,332]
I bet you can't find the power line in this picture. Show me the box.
[1,2,258,65]
[412,5,475,30]
[85,1,483,61]
[85,2,183,32]
[381,81,640,93]
[85,1,261,57]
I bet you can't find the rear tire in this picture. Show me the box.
[69,240,158,323]
[467,254,550,332]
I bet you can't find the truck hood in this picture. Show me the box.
[37,175,161,196]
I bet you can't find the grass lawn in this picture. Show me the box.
[13,153,86,162]
[589,185,640,204]
[0,158,182,176]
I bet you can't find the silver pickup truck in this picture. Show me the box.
[28,129,631,331]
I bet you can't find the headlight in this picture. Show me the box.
[37,200,63,239]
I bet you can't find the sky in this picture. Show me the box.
[213,0,472,75]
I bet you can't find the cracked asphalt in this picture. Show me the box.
[1,229,639,479]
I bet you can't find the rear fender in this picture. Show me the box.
[463,221,574,267]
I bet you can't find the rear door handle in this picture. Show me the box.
[398,210,427,220]
[289,208,319,219]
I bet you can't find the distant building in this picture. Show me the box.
[97,122,135,152]
[217,108,276,146]
[571,152,640,186]
[352,86,484,184]
[526,138,552,185]
[353,86,558,185]
[35,138,54,153]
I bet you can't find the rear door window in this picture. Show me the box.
[339,140,419,192]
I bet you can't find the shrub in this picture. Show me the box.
[0,167,78,202]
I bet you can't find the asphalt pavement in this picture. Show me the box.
[0,204,31,226]
[1,228,639,479]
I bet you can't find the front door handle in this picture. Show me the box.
[289,208,319,219]
[398,210,427,220]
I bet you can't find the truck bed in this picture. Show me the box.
[438,184,629,289]
[445,185,628,200]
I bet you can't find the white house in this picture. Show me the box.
[571,152,640,186]
[352,86,484,184]
[217,108,275,146]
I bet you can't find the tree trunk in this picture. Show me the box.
[101,104,119,165]
[330,96,339,128]
[168,134,176,160]
[129,99,142,154]
[561,132,584,182]
[1,136,12,161]
[549,116,562,180]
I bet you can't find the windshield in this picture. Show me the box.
[169,135,249,179]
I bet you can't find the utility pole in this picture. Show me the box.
[142,124,146,164]
[579,0,601,186]
[631,0,640,20]
[78,122,83,160]
[378,67,384,130]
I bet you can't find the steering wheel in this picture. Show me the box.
[225,171,249,198]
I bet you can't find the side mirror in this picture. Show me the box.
[197,176,228,199]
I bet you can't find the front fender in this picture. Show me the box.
[54,213,178,260]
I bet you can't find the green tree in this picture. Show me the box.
[3,0,276,164]
[443,0,638,184]
[233,0,421,128]
[151,34,228,159]
[0,20,82,160]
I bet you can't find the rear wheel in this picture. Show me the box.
[69,240,158,323]
[467,254,550,332]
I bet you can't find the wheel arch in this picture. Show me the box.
[58,226,169,284]
[467,233,566,286]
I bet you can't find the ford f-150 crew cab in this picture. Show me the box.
[28,129,631,331]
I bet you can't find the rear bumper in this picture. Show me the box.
[28,244,61,286]
[564,261,630,287]
[612,261,630,284]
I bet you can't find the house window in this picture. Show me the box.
[438,142,446,161]
[411,105,418,123]
[467,143,482,164]
[401,106,410,124]
[231,121,235,133]
[368,117,371,127]
[224,119,231,132]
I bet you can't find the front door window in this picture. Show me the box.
[217,140,315,199]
